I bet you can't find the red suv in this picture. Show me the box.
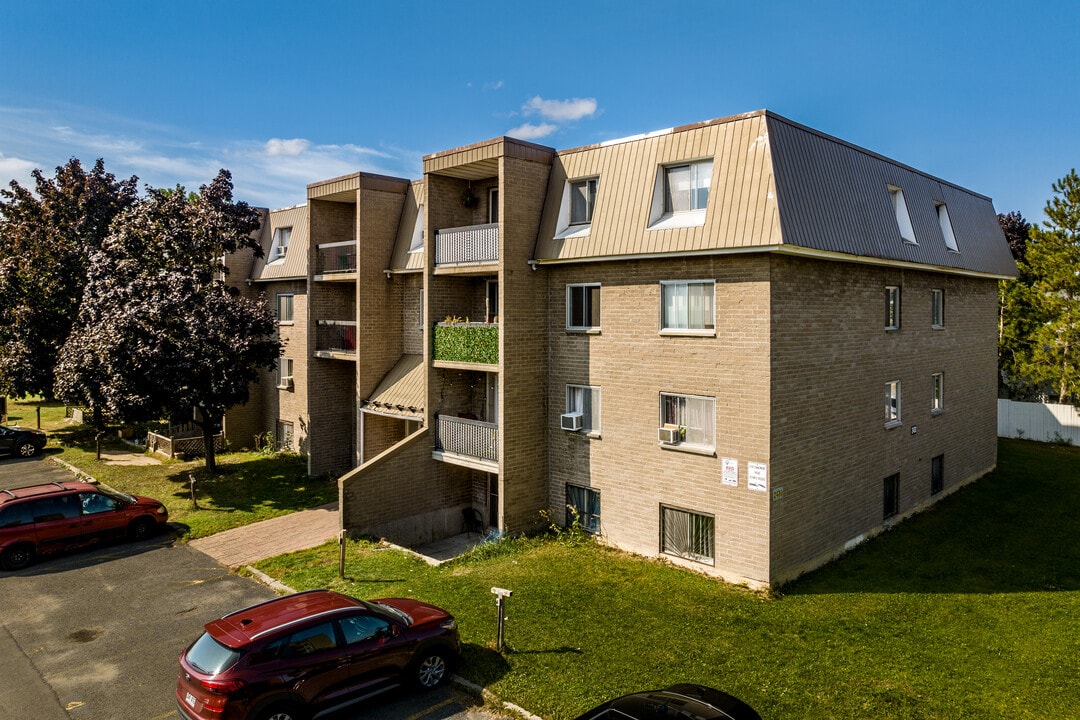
[0,480,169,570]
[176,589,461,720]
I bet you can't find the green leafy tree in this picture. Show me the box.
[0,159,138,398]
[997,211,1036,396]
[1013,170,1080,403]
[55,170,280,471]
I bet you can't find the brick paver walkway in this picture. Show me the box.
[189,502,340,567]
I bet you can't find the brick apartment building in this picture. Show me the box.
[229,109,1015,587]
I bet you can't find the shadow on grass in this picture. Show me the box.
[459,642,511,686]
[783,439,1080,596]
[159,456,336,515]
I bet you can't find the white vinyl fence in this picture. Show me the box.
[998,399,1080,444]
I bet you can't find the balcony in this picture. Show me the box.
[314,320,357,359]
[435,223,498,267]
[433,414,498,470]
[433,322,498,367]
[315,241,356,280]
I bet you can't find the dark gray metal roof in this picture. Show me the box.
[766,112,1016,277]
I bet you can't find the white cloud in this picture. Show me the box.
[264,138,311,157]
[484,80,504,91]
[0,154,39,188]
[522,96,598,122]
[506,123,559,141]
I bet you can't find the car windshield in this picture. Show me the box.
[371,602,413,626]
[186,632,242,675]
[99,487,137,505]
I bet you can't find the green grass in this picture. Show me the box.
[5,397,338,539]
[253,439,1080,719]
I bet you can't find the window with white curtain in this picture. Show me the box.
[570,178,599,225]
[566,384,601,433]
[661,280,715,333]
[664,160,712,214]
[661,506,714,564]
[660,392,715,450]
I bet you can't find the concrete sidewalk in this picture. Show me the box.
[188,501,341,567]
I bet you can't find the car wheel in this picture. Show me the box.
[412,649,449,689]
[128,517,157,541]
[1,543,35,571]
[17,442,38,458]
[255,701,309,720]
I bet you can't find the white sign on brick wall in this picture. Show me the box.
[748,462,768,492]
[722,457,738,487]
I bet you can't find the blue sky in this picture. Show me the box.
[1,1,1076,222]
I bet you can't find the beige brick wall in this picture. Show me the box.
[547,255,773,585]
[768,255,999,583]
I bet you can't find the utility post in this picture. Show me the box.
[491,587,512,653]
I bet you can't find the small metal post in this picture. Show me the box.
[491,587,512,652]
[338,529,347,579]
[36,406,41,429]
[189,474,199,509]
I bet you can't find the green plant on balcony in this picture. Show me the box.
[460,187,478,209]
[434,322,498,364]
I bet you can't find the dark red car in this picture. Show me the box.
[0,480,169,570]
[176,589,461,720]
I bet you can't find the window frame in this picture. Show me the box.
[931,454,944,495]
[936,202,959,252]
[565,483,601,534]
[660,280,715,335]
[659,392,716,451]
[565,384,601,434]
[408,205,424,253]
[931,372,944,414]
[888,186,917,244]
[660,505,715,565]
[883,473,900,520]
[885,286,901,331]
[569,177,599,226]
[488,187,499,224]
[566,283,601,331]
[277,358,294,389]
[270,226,292,263]
[664,160,712,214]
[276,420,294,451]
[276,293,294,324]
[885,380,902,428]
[931,288,944,329]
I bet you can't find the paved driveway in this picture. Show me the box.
[0,456,505,720]
[0,452,74,490]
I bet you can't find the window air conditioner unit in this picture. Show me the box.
[279,378,294,390]
[658,426,680,444]
[560,412,584,431]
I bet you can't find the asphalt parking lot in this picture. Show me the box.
[0,456,505,720]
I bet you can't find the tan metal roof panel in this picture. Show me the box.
[390,180,427,272]
[250,205,309,280]
[361,354,425,419]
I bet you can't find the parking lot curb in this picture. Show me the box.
[241,565,297,595]
[47,455,98,484]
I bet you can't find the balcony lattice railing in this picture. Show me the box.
[435,223,498,266]
[316,241,357,275]
[435,414,498,462]
[315,320,357,354]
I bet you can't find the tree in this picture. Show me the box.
[55,170,280,472]
[997,211,1036,396]
[998,211,1032,264]
[1011,170,1080,404]
[0,159,138,399]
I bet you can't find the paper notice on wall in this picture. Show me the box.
[748,462,768,492]
[722,457,739,487]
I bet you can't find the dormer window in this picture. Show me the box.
[888,186,917,244]
[936,202,959,252]
[570,178,599,225]
[269,227,292,263]
[408,205,424,253]
[648,159,712,231]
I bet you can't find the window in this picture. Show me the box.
[566,384,601,433]
[566,484,600,534]
[340,614,391,645]
[79,492,118,515]
[661,506,714,564]
[270,227,292,262]
[408,205,424,252]
[931,289,944,328]
[661,280,715,333]
[570,178,599,225]
[488,188,499,224]
[660,393,715,450]
[276,293,294,323]
[276,421,294,451]
[885,381,901,427]
[936,202,959,252]
[285,622,337,657]
[566,284,600,330]
[931,454,944,495]
[885,286,901,331]
[883,473,900,519]
[888,186,917,244]
[277,358,294,389]
[932,372,944,413]
[664,160,712,214]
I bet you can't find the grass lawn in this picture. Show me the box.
[253,439,1080,720]
[5,397,338,539]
